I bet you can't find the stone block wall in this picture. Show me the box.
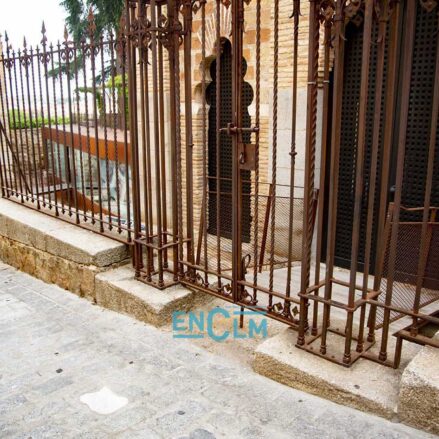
[0,199,130,302]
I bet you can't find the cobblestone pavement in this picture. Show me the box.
[0,262,434,439]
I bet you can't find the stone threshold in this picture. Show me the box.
[253,328,439,435]
[0,198,209,326]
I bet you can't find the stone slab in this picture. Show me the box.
[0,199,129,267]
[95,265,212,327]
[398,339,439,435]
[253,328,401,420]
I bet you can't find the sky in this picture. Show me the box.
[0,0,67,51]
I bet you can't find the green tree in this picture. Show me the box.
[50,0,124,80]
[61,0,124,43]
[59,0,127,120]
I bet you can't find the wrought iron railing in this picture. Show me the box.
[0,16,132,242]
[0,0,438,369]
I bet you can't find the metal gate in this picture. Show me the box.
[331,0,439,273]
[120,0,306,322]
[206,38,252,243]
[149,0,308,326]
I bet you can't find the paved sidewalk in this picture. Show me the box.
[0,262,434,439]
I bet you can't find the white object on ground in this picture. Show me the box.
[80,386,128,415]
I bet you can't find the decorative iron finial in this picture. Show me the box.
[41,21,47,45]
[4,31,9,44]
[23,36,27,49]
[64,25,69,42]
[88,7,96,39]
[290,0,301,19]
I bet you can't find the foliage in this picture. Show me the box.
[60,0,124,43]
[8,110,70,130]
[75,73,128,116]
[105,74,129,115]
[76,86,104,113]
[49,0,124,79]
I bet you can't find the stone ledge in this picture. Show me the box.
[95,266,212,327]
[0,199,129,267]
[253,328,400,420]
[0,235,99,300]
[398,340,439,435]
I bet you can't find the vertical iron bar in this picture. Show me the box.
[81,38,95,224]
[150,0,164,286]
[316,0,346,353]
[138,2,151,279]
[284,0,300,317]
[41,35,58,213]
[215,0,222,290]
[5,43,24,200]
[121,35,131,241]
[30,47,45,209]
[175,1,184,277]
[100,36,111,229]
[167,0,179,281]
[379,0,416,361]
[252,0,261,304]
[90,35,104,230]
[367,1,400,342]
[17,48,32,201]
[144,32,155,275]
[231,0,245,302]
[312,16,331,335]
[344,0,373,364]
[298,0,320,345]
[412,10,439,330]
[73,41,87,220]
[357,0,390,352]
[20,43,36,204]
[126,0,143,275]
[158,4,169,269]
[201,0,208,284]
[268,0,280,308]
[64,37,79,222]
[35,46,47,207]
[183,0,194,269]
[57,41,73,216]
[0,51,8,196]
[12,48,27,201]
[0,116,5,197]
[109,33,122,232]
[0,44,14,197]
[50,43,65,213]
[26,46,41,207]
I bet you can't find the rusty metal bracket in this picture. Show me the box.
[219,123,259,136]
[238,143,256,171]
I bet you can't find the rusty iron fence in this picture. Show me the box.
[0,14,133,242]
[0,0,438,369]
[297,0,439,367]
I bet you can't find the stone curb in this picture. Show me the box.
[95,266,212,327]
[0,199,129,267]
